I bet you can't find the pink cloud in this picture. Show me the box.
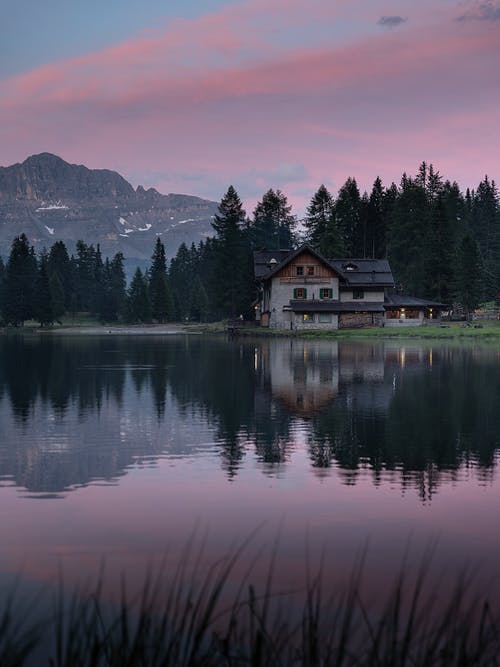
[0,0,498,212]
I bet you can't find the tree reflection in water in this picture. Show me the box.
[0,334,499,498]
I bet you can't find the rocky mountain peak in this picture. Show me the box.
[0,154,218,262]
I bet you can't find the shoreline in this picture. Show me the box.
[3,319,500,341]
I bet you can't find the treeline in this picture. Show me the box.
[0,162,498,324]
[169,162,498,319]
[0,235,175,326]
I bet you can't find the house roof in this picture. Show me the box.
[329,259,394,287]
[253,244,394,288]
[384,294,448,309]
[290,300,385,313]
[253,249,291,279]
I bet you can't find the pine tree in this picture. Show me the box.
[334,177,362,256]
[454,234,483,319]
[125,268,151,323]
[212,186,253,318]
[250,189,296,250]
[470,176,499,298]
[49,272,65,323]
[3,234,37,325]
[48,240,72,309]
[169,242,193,321]
[149,237,172,322]
[367,177,386,258]
[110,252,126,320]
[304,185,335,253]
[387,175,428,294]
[34,251,54,326]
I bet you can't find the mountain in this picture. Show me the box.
[0,153,218,262]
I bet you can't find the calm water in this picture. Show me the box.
[1,333,500,606]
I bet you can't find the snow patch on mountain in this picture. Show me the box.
[36,202,68,212]
[45,226,55,235]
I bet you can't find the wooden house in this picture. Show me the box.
[254,244,393,330]
[253,244,446,330]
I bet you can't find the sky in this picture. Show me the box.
[1,0,499,214]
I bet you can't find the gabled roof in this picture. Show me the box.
[329,259,394,287]
[384,294,448,309]
[253,244,395,288]
[254,244,342,281]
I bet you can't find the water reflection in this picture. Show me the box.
[0,334,499,498]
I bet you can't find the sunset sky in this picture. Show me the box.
[1,0,499,212]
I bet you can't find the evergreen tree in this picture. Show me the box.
[423,192,455,301]
[33,251,54,326]
[189,275,209,322]
[47,240,72,309]
[149,237,172,322]
[454,234,483,319]
[304,185,336,254]
[75,241,95,311]
[110,252,126,320]
[169,242,193,320]
[387,176,428,294]
[367,177,386,258]
[3,234,37,325]
[334,177,362,256]
[212,186,253,318]
[49,272,65,323]
[125,268,151,323]
[470,176,499,298]
[250,189,296,250]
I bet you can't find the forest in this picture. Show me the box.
[0,162,498,325]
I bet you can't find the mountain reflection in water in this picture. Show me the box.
[0,334,499,501]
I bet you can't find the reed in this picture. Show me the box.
[1,546,499,666]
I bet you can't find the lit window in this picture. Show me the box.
[303,313,314,322]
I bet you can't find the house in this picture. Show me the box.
[383,294,447,326]
[254,244,392,330]
[253,244,446,330]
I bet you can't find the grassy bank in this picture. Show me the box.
[4,318,500,342]
[1,550,499,666]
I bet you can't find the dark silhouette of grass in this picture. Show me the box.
[1,542,500,666]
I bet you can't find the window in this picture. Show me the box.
[296,266,304,276]
[386,309,400,319]
[303,313,314,322]
[307,266,315,276]
[320,288,333,299]
[318,313,332,323]
[353,289,364,300]
[293,288,307,299]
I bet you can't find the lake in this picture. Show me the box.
[1,333,500,654]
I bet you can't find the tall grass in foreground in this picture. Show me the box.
[1,545,500,666]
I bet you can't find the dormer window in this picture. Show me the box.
[296,266,304,276]
[343,262,358,271]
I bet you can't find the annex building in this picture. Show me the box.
[253,244,445,330]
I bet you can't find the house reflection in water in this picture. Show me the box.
[254,340,340,417]
[254,340,392,420]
